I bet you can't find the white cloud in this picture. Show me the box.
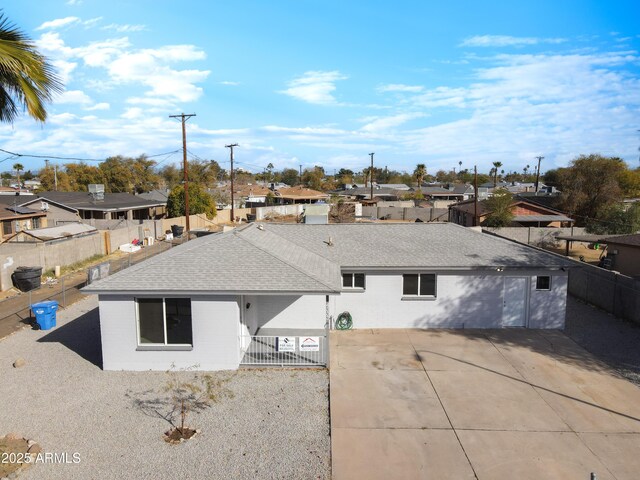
[102,23,147,33]
[121,107,144,119]
[83,17,103,28]
[66,0,82,5]
[85,103,110,111]
[461,35,566,47]
[55,89,92,105]
[280,70,348,105]
[378,84,424,93]
[220,81,239,86]
[36,17,80,31]
[36,32,209,103]
[360,113,425,133]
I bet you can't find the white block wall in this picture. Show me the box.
[243,294,327,331]
[528,274,568,329]
[98,295,241,371]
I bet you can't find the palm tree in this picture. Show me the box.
[492,161,503,187]
[0,13,62,123]
[414,163,426,188]
[13,162,23,186]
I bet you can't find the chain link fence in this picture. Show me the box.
[0,240,174,333]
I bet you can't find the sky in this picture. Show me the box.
[1,0,640,176]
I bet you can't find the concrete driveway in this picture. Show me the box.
[330,328,640,480]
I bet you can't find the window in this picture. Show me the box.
[536,276,551,291]
[2,221,12,236]
[342,273,365,289]
[403,274,436,297]
[137,298,192,346]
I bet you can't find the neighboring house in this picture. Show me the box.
[449,198,574,227]
[273,186,329,204]
[23,179,42,191]
[20,191,165,225]
[418,184,475,208]
[83,223,572,371]
[600,234,640,278]
[138,189,169,218]
[0,196,47,242]
[334,186,404,202]
[3,222,97,243]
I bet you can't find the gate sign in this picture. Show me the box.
[299,336,320,352]
[276,336,296,352]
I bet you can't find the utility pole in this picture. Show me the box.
[474,165,478,226]
[226,143,239,222]
[369,152,375,200]
[44,159,49,170]
[299,164,303,185]
[534,155,544,193]
[169,113,196,234]
[54,164,58,191]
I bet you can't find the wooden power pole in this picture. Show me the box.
[369,152,375,200]
[474,165,479,226]
[226,143,239,222]
[169,113,196,234]
[534,155,544,193]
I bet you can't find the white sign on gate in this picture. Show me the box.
[299,336,320,352]
[276,337,296,352]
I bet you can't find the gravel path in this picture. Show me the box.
[0,296,330,479]
[565,295,640,386]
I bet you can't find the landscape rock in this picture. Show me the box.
[12,358,25,368]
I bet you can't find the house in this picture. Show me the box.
[449,197,574,227]
[600,234,640,278]
[83,222,572,371]
[138,190,169,218]
[273,186,328,204]
[0,196,47,242]
[418,184,476,208]
[19,191,166,225]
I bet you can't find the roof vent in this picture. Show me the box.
[325,236,334,247]
[88,184,105,202]
[257,224,264,231]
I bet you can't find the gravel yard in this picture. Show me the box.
[0,296,330,480]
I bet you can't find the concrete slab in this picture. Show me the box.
[457,430,615,480]
[333,329,412,346]
[332,344,423,370]
[428,369,570,431]
[332,428,476,480]
[407,329,489,348]
[330,369,450,429]
[579,433,640,480]
[415,343,523,376]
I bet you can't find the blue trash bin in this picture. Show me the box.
[32,300,58,330]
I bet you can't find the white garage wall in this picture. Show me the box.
[331,272,568,329]
[528,274,568,328]
[98,295,241,371]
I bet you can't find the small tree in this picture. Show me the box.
[13,162,23,186]
[492,161,503,187]
[414,164,426,187]
[167,183,216,219]
[482,188,514,227]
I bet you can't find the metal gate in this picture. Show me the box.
[239,335,327,366]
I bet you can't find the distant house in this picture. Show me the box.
[334,186,404,202]
[418,184,475,207]
[83,223,572,371]
[19,191,166,225]
[0,196,47,242]
[449,197,574,227]
[601,234,640,278]
[273,186,328,204]
[138,189,169,218]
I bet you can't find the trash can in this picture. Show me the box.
[31,300,58,330]
[171,225,184,237]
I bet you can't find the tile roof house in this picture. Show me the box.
[449,198,573,227]
[273,186,328,204]
[83,222,573,371]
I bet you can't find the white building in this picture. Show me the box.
[83,223,573,371]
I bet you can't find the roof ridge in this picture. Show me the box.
[236,225,339,291]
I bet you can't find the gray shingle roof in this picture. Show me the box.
[83,222,573,295]
[23,191,164,211]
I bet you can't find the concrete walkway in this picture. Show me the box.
[330,328,640,480]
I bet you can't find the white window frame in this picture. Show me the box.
[135,297,193,348]
[342,273,366,290]
[402,273,437,299]
[535,276,551,291]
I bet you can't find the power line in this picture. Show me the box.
[0,148,182,165]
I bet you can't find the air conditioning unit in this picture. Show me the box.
[41,201,49,211]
